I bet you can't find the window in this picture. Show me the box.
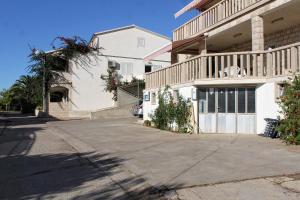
[151,92,156,105]
[121,63,126,74]
[145,65,152,73]
[152,65,162,71]
[227,89,235,113]
[137,37,145,48]
[238,88,246,113]
[218,89,226,113]
[50,92,64,102]
[200,88,256,114]
[108,60,120,70]
[247,88,256,113]
[144,91,150,101]
[127,63,133,74]
[198,89,206,113]
[50,90,68,103]
[208,88,215,113]
[121,63,133,75]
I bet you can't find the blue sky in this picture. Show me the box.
[0,0,198,90]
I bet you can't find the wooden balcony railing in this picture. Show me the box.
[173,0,270,41]
[145,42,300,89]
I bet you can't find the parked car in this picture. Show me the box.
[138,103,143,118]
[132,100,143,117]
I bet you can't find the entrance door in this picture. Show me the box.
[198,87,256,134]
[198,88,216,133]
[217,88,236,133]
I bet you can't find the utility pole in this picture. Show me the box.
[42,54,49,115]
[137,80,140,100]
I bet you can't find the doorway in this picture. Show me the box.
[198,87,256,134]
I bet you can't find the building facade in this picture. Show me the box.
[143,0,300,134]
[49,25,171,118]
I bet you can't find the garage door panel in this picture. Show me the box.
[218,113,236,133]
[237,114,256,134]
[199,114,216,133]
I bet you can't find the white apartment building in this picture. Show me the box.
[49,25,171,118]
[143,0,300,134]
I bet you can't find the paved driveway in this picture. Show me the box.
[49,118,300,184]
[1,115,300,199]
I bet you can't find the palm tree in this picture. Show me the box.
[10,75,42,113]
[11,75,35,102]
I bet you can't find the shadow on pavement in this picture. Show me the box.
[0,151,182,199]
[0,113,182,199]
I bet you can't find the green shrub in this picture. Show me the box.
[151,86,192,133]
[150,88,170,130]
[277,75,300,145]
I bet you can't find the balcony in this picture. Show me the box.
[145,42,300,89]
[173,0,271,41]
[51,71,72,85]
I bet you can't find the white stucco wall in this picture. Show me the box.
[143,90,158,121]
[256,82,281,134]
[144,82,285,134]
[178,86,198,132]
[143,86,198,132]
[69,26,170,113]
[69,57,114,112]
[93,26,171,82]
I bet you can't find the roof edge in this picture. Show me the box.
[93,24,171,41]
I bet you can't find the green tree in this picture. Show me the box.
[9,75,42,113]
[0,89,12,111]
[277,75,300,145]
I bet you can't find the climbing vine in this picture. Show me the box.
[100,67,121,101]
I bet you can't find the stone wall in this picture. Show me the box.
[49,102,69,118]
[222,24,300,52]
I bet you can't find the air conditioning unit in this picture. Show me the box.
[108,60,118,68]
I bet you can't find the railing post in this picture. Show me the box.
[209,56,213,78]
[197,58,201,79]
[281,50,286,75]
[253,54,257,77]
[258,53,264,77]
[246,54,251,77]
[240,54,244,77]
[277,51,281,75]
[266,52,272,77]
[291,46,297,73]
[221,56,225,78]
[233,54,238,78]
[201,56,207,78]
[287,48,291,73]
[215,56,219,78]
[191,60,195,81]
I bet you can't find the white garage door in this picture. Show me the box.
[198,87,256,134]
